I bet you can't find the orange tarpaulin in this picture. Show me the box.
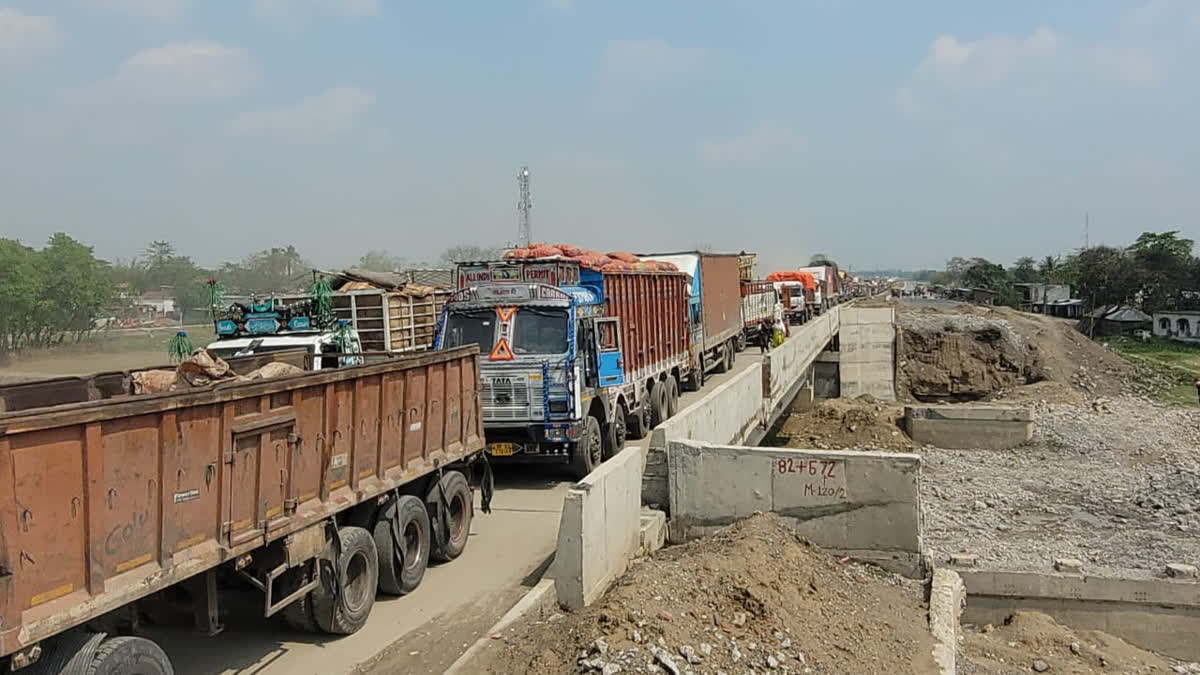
[766,270,817,290]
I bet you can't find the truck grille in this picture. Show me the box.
[481,379,535,420]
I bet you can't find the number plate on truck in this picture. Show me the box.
[489,443,516,456]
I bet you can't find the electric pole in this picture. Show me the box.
[517,166,532,247]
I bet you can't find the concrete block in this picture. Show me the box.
[1166,563,1198,579]
[959,569,1200,661]
[658,363,762,450]
[1053,557,1084,574]
[666,440,923,576]
[554,445,644,610]
[639,508,666,555]
[929,569,964,675]
[948,552,979,567]
[905,405,1033,449]
[842,307,895,325]
[641,445,670,512]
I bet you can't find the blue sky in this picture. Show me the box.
[2,1,1197,273]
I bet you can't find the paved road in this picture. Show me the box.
[149,347,768,675]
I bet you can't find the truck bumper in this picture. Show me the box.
[482,422,582,463]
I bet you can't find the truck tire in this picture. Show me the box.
[374,495,430,595]
[85,636,173,675]
[312,526,378,635]
[603,403,627,460]
[665,376,679,418]
[625,400,648,440]
[280,565,319,633]
[713,345,729,374]
[649,382,668,428]
[725,340,736,371]
[684,356,705,392]
[427,471,472,563]
[569,415,603,480]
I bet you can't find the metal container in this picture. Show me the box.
[0,346,484,658]
[600,270,690,381]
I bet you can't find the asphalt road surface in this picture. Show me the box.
[148,346,769,675]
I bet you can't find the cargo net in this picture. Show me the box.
[505,243,679,273]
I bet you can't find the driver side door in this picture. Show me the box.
[594,317,625,387]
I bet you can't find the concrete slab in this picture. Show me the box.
[905,405,1034,449]
[554,445,643,610]
[958,569,1200,661]
[666,440,923,576]
[930,569,964,675]
[639,508,666,555]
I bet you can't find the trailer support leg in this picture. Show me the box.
[191,569,223,636]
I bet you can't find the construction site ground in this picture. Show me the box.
[770,301,1200,579]
[472,513,939,675]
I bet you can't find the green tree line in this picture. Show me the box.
[914,231,1198,313]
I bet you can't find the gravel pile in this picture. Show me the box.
[473,513,938,674]
[922,395,1200,578]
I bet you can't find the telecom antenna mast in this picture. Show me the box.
[517,166,532,247]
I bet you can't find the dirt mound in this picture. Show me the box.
[768,396,915,451]
[897,303,1134,403]
[963,611,1172,674]
[476,513,937,674]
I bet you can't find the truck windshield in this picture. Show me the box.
[443,310,497,354]
[513,308,569,355]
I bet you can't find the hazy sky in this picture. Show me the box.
[2,1,1197,273]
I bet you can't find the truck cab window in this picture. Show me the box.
[598,320,619,350]
[444,310,497,354]
[513,308,568,355]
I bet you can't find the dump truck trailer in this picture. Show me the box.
[0,346,486,673]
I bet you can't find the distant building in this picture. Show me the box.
[1045,298,1084,320]
[1015,284,1072,313]
[133,290,175,318]
[1082,305,1150,336]
[1152,310,1200,343]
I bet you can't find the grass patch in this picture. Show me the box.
[1105,335,1200,406]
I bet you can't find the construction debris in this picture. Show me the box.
[474,513,938,674]
[962,611,1171,674]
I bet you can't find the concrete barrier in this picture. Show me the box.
[929,569,964,675]
[840,307,896,400]
[958,569,1200,661]
[759,307,840,438]
[905,405,1033,449]
[553,445,644,610]
[665,440,924,577]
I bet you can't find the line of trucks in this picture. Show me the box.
[0,248,853,674]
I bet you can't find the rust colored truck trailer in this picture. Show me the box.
[600,269,691,384]
[0,346,485,671]
[639,251,745,386]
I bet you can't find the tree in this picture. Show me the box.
[0,239,42,361]
[37,233,112,342]
[809,253,838,267]
[143,240,175,271]
[1129,231,1194,259]
[962,258,1018,306]
[1127,231,1194,313]
[1037,255,1061,282]
[219,245,312,294]
[358,250,408,272]
[1072,246,1139,311]
[1010,257,1038,284]
[440,244,504,266]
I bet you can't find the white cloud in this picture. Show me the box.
[71,41,253,103]
[603,39,704,81]
[253,0,379,27]
[899,26,1162,116]
[697,124,802,168]
[0,7,60,50]
[231,86,374,136]
[80,0,187,19]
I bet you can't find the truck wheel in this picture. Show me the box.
[604,403,627,460]
[735,334,747,352]
[280,565,319,632]
[713,345,729,374]
[684,356,705,392]
[725,341,736,370]
[374,495,430,595]
[312,526,378,635]
[625,401,649,440]
[665,376,679,418]
[649,382,669,428]
[569,415,603,480]
[427,471,472,563]
[85,636,172,675]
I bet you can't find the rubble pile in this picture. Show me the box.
[475,513,937,674]
[768,396,915,451]
[962,611,1172,674]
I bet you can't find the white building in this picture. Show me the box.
[1152,310,1200,343]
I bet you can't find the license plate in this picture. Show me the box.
[489,443,516,456]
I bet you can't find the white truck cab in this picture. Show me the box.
[206,330,364,371]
